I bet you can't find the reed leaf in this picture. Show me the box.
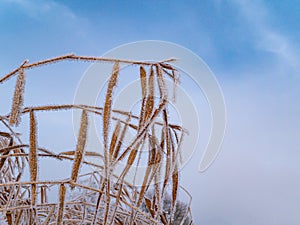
[109,120,121,161]
[57,184,66,225]
[29,110,37,206]
[6,211,12,225]
[113,115,130,160]
[144,66,154,122]
[104,62,119,160]
[71,110,88,185]
[139,66,147,128]
[171,163,179,224]
[9,68,25,125]
[156,64,167,99]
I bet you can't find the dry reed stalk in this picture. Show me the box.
[9,68,25,126]
[162,109,171,196]
[29,110,37,206]
[9,103,184,134]
[29,208,35,224]
[59,150,102,159]
[109,183,123,225]
[23,54,75,69]
[5,184,15,208]
[0,55,176,84]
[132,141,144,187]
[23,54,157,70]
[104,177,111,224]
[0,144,26,155]
[15,209,23,225]
[130,134,156,223]
[0,60,27,83]
[57,184,66,225]
[42,205,55,225]
[154,169,162,221]
[91,181,106,224]
[38,147,56,156]
[71,110,88,185]
[138,136,164,208]
[23,105,74,113]
[178,186,193,225]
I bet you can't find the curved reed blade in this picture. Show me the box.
[154,169,162,220]
[0,136,12,172]
[139,66,147,128]
[162,109,171,196]
[156,64,167,99]
[137,133,156,207]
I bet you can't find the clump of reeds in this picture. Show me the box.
[0,54,193,224]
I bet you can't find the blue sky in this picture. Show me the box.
[1,0,300,224]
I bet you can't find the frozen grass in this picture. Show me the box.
[0,54,193,224]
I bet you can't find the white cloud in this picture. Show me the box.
[232,0,300,71]
[183,1,300,224]
[2,0,75,19]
